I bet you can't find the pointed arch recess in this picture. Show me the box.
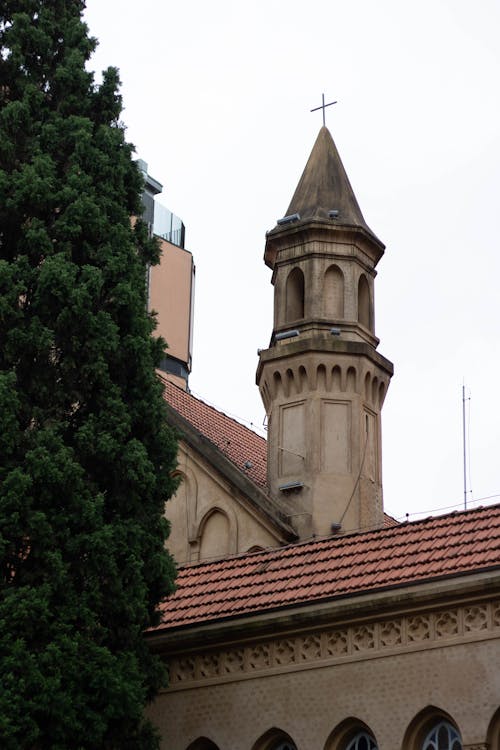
[378,381,385,409]
[198,507,235,561]
[402,706,462,750]
[286,267,305,322]
[364,372,371,400]
[324,264,344,319]
[251,728,297,750]
[273,371,284,399]
[332,365,341,391]
[324,717,378,750]
[346,366,357,393]
[317,363,328,391]
[298,365,308,393]
[358,274,371,330]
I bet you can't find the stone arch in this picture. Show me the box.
[332,365,341,391]
[324,717,378,750]
[186,738,220,750]
[371,376,379,405]
[251,727,297,750]
[358,274,372,330]
[364,372,371,400]
[273,371,284,398]
[403,706,463,750]
[346,366,357,393]
[487,706,500,749]
[378,381,385,409]
[197,507,236,561]
[324,264,344,318]
[317,363,328,391]
[286,367,296,397]
[286,267,305,322]
[298,365,308,393]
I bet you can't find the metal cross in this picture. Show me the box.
[310,93,337,127]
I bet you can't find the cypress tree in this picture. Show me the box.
[0,2,178,747]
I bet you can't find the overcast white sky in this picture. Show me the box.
[84,0,500,523]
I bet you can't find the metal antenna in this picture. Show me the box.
[462,382,470,509]
[310,93,337,127]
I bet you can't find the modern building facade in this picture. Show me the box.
[139,160,195,389]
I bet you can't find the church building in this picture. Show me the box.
[146,127,500,750]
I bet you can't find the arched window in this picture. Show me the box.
[345,732,377,750]
[422,722,462,750]
[252,729,297,750]
[357,274,371,329]
[324,719,378,750]
[286,267,305,321]
[403,708,462,750]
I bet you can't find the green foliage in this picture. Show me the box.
[0,3,178,747]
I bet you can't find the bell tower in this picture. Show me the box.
[256,127,393,538]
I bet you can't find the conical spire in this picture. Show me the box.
[284,126,377,239]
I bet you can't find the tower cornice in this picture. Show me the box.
[256,335,394,384]
[264,220,385,270]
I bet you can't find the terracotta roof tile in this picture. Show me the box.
[157,504,500,630]
[161,376,267,488]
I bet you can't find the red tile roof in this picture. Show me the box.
[157,504,500,630]
[161,376,267,488]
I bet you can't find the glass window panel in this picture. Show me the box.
[422,722,462,750]
[346,732,377,750]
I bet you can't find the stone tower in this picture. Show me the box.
[256,127,393,538]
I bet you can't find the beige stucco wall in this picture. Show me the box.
[149,591,500,750]
[151,640,498,750]
[258,347,390,538]
[149,238,194,368]
[165,441,285,566]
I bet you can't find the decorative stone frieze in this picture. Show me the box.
[407,614,432,642]
[492,600,500,627]
[352,624,375,651]
[166,599,500,689]
[464,605,489,632]
[379,619,402,648]
[435,609,459,638]
[325,629,349,656]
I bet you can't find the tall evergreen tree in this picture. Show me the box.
[0,2,178,747]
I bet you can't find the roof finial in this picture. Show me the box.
[310,93,337,127]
